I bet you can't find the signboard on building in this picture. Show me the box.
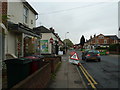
[40,40,49,53]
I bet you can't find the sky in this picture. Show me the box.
[27,0,119,44]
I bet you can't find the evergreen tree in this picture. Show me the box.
[80,35,85,48]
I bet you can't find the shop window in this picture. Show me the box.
[24,36,38,56]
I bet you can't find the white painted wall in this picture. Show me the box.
[41,33,52,53]
[6,0,37,58]
[8,2,23,24]
[41,33,59,54]
[7,0,36,28]
[7,32,16,56]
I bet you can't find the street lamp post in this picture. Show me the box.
[65,32,69,54]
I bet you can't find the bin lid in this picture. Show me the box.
[32,55,44,59]
[24,56,41,61]
[4,58,32,64]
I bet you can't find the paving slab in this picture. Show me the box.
[48,54,85,88]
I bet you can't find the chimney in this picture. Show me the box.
[49,27,55,32]
[94,34,96,38]
[90,36,92,39]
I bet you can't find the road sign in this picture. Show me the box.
[70,52,79,60]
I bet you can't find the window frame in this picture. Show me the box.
[104,39,107,44]
[99,36,104,39]
[23,6,29,24]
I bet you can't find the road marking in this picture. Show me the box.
[79,66,96,89]
[79,64,98,89]
[81,64,98,85]
[76,66,87,88]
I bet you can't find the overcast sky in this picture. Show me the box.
[27,0,119,44]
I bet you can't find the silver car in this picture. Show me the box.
[82,50,101,62]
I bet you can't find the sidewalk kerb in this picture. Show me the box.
[76,65,87,88]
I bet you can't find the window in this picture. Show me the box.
[104,40,107,44]
[114,40,118,44]
[31,20,33,24]
[23,6,28,24]
[96,40,99,44]
[99,36,104,39]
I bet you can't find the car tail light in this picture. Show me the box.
[97,54,100,56]
[87,54,90,56]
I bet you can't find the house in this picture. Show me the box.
[1,0,41,60]
[33,26,64,55]
[85,34,119,49]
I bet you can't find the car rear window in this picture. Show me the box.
[88,50,99,54]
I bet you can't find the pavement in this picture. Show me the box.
[48,52,86,88]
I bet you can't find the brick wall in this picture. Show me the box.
[89,34,117,46]
[10,56,61,89]
[12,63,51,88]
[2,1,7,25]
[44,56,61,73]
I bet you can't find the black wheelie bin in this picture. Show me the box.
[4,58,32,89]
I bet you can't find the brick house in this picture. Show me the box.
[1,0,41,60]
[85,34,119,49]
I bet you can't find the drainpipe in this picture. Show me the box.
[21,33,24,57]
[36,15,38,20]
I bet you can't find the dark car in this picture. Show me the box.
[82,50,101,62]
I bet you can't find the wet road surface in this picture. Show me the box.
[75,50,119,88]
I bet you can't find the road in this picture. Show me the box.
[73,50,119,88]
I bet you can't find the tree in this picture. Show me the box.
[63,39,74,48]
[80,35,85,48]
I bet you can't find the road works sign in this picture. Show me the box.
[70,52,79,60]
[69,52,80,65]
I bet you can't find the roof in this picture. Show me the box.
[33,26,64,44]
[33,26,53,33]
[22,0,38,15]
[105,35,119,40]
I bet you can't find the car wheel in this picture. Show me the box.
[85,58,88,62]
[98,59,101,62]
[82,57,84,60]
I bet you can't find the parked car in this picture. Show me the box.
[82,50,101,62]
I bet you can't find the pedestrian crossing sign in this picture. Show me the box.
[70,52,79,60]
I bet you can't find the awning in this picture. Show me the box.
[8,21,41,38]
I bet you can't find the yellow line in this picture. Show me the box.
[81,64,98,84]
[79,66,96,89]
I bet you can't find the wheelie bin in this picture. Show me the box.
[31,55,45,68]
[24,56,40,74]
[24,55,45,74]
[4,58,32,89]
